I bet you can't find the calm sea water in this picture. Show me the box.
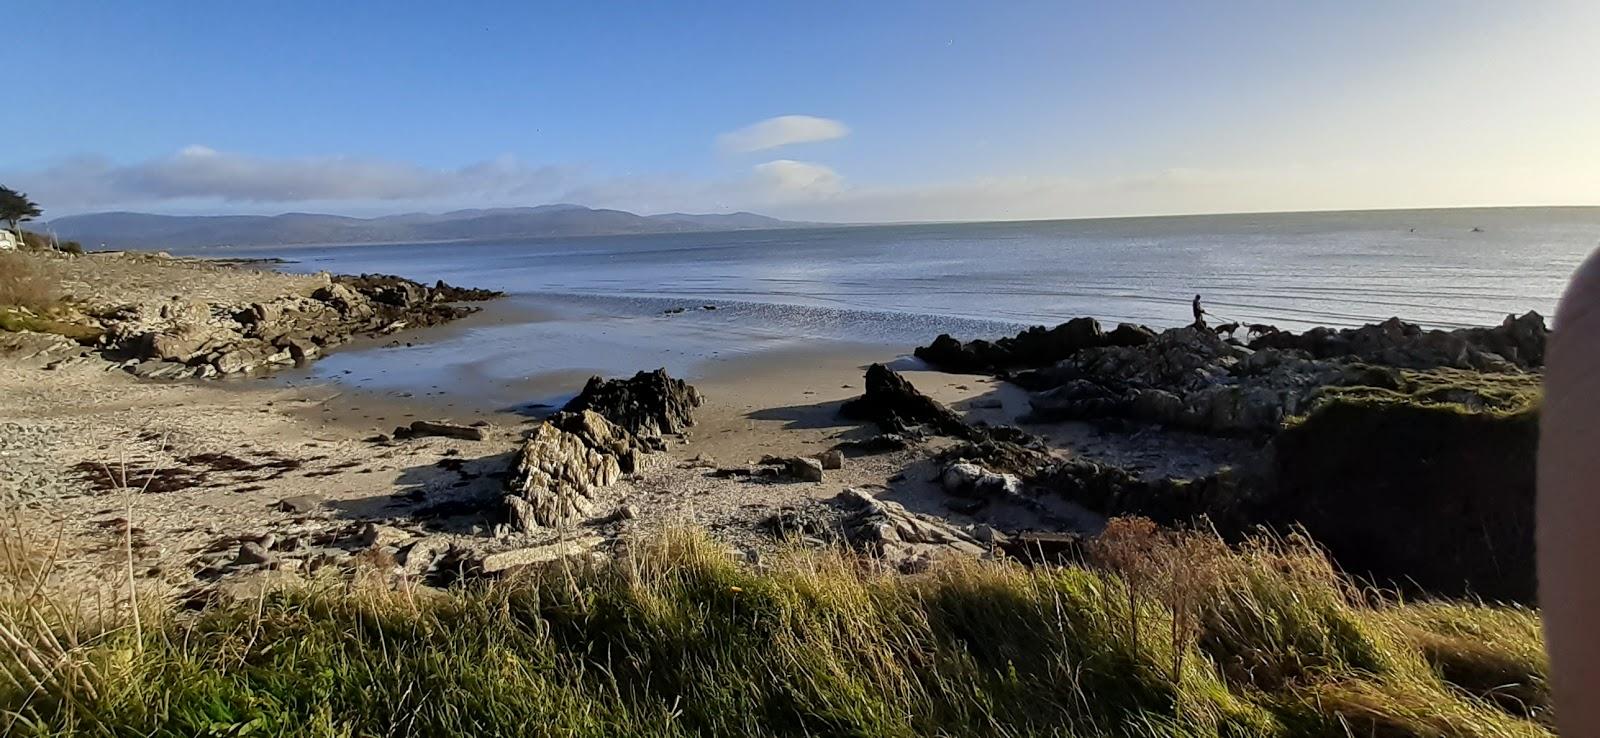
[198,207,1599,405]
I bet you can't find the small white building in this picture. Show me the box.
[0,230,17,251]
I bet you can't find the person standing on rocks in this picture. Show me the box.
[1191,294,1208,330]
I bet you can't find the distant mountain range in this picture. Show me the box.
[44,205,807,249]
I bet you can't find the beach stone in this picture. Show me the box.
[274,494,325,514]
[788,456,825,482]
[143,332,207,362]
[815,449,844,470]
[357,523,414,548]
[234,541,276,567]
[760,455,825,482]
[941,461,1023,499]
[402,420,485,441]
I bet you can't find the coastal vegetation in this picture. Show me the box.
[0,525,1550,737]
[0,248,1556,736]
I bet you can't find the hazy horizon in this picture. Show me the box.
[9,2,1600,222]
[47,203,1600,227]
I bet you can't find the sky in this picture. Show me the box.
[6,1,1599,222]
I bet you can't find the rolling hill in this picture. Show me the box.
[45,206,804,249]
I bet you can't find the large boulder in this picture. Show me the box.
[502,410,646,530]
[562,369,704,440]
[840,363,972,437]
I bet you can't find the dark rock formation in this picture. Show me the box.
[562,369,704,440]
[840,363,975,438]
[1015,327,1418,435]
[914,317,1154,373]
[1247,312,1547,371]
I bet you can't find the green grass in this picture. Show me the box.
[1302,367,1542,422]
[0,528,1551,737]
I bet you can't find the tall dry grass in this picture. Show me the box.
[0,252,61,313]
[0,520,1552,737]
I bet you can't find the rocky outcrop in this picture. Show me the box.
[840,363,975,438]
[562,369,704,441]
[1015,326,1414,435]
[1032,376,1540,602]
[102,273,501,379]
[914,317,1155,373]
[502,410,649,531]
[834,488,986,571]
[1261,391,1538,602]
[1247,312,1547,371]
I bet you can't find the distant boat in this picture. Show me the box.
[1471,226,1484,232]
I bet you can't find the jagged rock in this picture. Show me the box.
[503,410,645,530]
[941,462,1023,498]
[562,368,704,439]
[551,408,649,473]
[815,449,845,470]
[834,488,985,569]
[841,364,972,437]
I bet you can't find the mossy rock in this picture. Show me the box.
[0,306,104,344]
[1268,370,1539,602]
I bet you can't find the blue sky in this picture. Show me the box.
[7,1,1598,221]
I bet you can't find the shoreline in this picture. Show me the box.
[0,248,1548,606]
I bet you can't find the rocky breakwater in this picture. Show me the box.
[914,312,1549,601]
[503,369,704,531]
[103,273,501,379]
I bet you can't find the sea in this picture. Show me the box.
[190,207,1599,407]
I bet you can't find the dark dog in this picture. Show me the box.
[1245,323,1279,338]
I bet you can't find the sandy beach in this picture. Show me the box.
[0,247,1546,610]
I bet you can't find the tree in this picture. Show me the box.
[0,186,42,233]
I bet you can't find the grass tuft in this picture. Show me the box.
[0,522,1552,737]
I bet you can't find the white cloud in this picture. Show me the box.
[9,147,578,212]
[716,115,849,153]
[751,160,843,198]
